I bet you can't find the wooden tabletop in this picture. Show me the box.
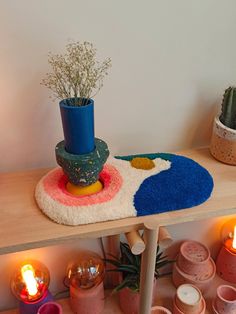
[0,147,236,255]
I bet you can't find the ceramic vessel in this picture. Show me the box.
[119,283,156,314]
[210,116,236,165]
[37,302,62,314]
[172,241,216,292]
[177,241,211,275]
[151,305,172,313]
[59,98,95,155]
[216,245,236,283]
[70,281,104,314]
[213,285,236,314]
[173,284,206,314]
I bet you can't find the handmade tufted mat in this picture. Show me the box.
[35,153,214,226]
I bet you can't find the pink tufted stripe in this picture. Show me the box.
[42,164,123,206]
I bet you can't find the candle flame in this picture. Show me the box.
[233,226,236,250]
[21,264,38,296]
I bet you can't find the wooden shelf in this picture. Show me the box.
[1,147,236,255]
[2,275,235,313]
[0,148,236,254]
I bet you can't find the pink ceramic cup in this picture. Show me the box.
[37,302,63,314]
[177,241,211,275]
[151,306,172,313]
[215,285,236,314]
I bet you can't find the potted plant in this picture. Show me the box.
[105,242,174,314]
[210,86,236,165]
[42,41,112,155]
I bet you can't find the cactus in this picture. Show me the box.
[219,86,236,130]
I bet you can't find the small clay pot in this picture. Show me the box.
[173,284,206,314]
[151,305,172,313]
[210,116,236,165]
[216,245,236,283]
[214,285,236,314]
[37,302,63,314]
[177,241,211,276]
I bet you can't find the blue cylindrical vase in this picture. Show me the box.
[19,290,53,314]
[59,98,95,155]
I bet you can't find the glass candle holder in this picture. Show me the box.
[11,260,53,314]
[216,219,236,283]
[67,251,105,314]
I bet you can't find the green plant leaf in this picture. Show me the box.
[103,258,121,267]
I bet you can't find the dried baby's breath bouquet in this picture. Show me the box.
[42,41,112,106]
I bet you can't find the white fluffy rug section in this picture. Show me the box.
[35,157,171,226]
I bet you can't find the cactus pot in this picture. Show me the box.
[59,98,95,155]
[210,116,236,165]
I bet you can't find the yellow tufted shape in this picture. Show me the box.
[66,180,103,196]
[130,157,155,170]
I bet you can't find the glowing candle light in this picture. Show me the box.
[21,264,38,297]
[233,225,236,250]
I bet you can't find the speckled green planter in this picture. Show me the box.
[55,138,109,186]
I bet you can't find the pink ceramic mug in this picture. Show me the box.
[37,302,63,314]
[215,285,236,314]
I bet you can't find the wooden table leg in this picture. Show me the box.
[140,223,159,314]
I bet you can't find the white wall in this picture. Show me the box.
[0,0,236,310]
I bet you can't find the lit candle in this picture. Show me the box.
[11,260,53,314]
[224,225,236,254]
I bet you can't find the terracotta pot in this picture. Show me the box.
[210,116,236,165]
[119,287,140,314]
[177,241,211,276]
[70,281,104,314]
[151,305,172,313]
[213,285,236,314]
[216,245,236,283]
[119,282,156,314]
[173,284,206,314]
[37,302,63,314]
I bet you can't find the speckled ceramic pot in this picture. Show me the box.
[213,285,236,314]
[210,116,236,165]
[177,241,211,276]
[216,246,236,283]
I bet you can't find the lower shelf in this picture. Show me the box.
[2,275,236,313]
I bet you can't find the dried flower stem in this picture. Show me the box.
[41,41,112,106]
